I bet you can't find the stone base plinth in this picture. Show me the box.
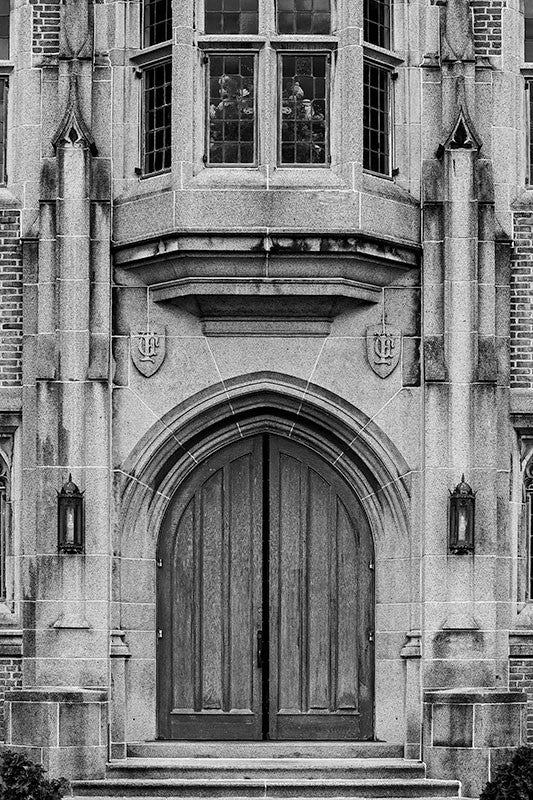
[4,687,108,780]
[423,688,527,799]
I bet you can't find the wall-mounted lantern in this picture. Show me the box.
[57,474,85,554]
[449,475,475,555]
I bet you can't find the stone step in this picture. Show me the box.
[126,742,405,759]
[107,757,426,781]
[71,777,461,798]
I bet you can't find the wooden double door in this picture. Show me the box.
[157,435,374,740]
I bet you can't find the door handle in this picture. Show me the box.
[257,630,263,668]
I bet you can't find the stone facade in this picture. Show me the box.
[0,0,531,797]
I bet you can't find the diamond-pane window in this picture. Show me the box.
[207,54,256,165]
[364,0,390,49]
[144,0,172,47]
[277,0,330,35]
[363,61,390,175]
[279,54,328,165]
[205,0,259,35]
[143,62,172,175]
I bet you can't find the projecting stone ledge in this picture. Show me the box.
[423,688,527,799]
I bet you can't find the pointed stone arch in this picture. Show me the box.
[116,372,412,560]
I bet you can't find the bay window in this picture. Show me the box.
[136,0,398,176]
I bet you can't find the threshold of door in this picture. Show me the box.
[126,741,404,760]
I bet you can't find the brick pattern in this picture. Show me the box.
[510,658,533,743]
[30,1,60,58]
[0,210,22,387]
[470,0,505,57]
[0,657,22,740]
[511,212,533,389]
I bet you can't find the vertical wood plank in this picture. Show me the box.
[277,452,303,711]
[200,468,224,710]
[228,452,254,711]
[171,499,195,711]
[306,467,331,710]
[336,499,359,709]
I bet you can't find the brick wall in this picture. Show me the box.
[30,0,60,59]
[0,657,22,740]
[510,658,533,743]
[470,0,506,58]
[0,210,22,388]
[511,212,533,389]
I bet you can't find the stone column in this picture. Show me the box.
[8,0,112,780]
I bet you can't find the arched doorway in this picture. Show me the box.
[156,433,375,741]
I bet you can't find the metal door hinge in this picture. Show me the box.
[157,629,163,639]
[157,558,163,568]
[367,630,374,643]
[368,560,374,571]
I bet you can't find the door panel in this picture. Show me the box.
[269,436,374,740]
[157,436,263,739]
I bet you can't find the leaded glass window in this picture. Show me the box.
[143,62,172,175]
[205,0,259,35]
[279,54,328,165]
[207,54,256,165]
[363,61,390,175]
[0,0,9,60]
[277,0,330,35]
[143,0,172,47]
[364,0,390,49]
[526,0,533,61]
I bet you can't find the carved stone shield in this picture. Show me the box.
[131,328,166,377]
[365,325,402,379]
